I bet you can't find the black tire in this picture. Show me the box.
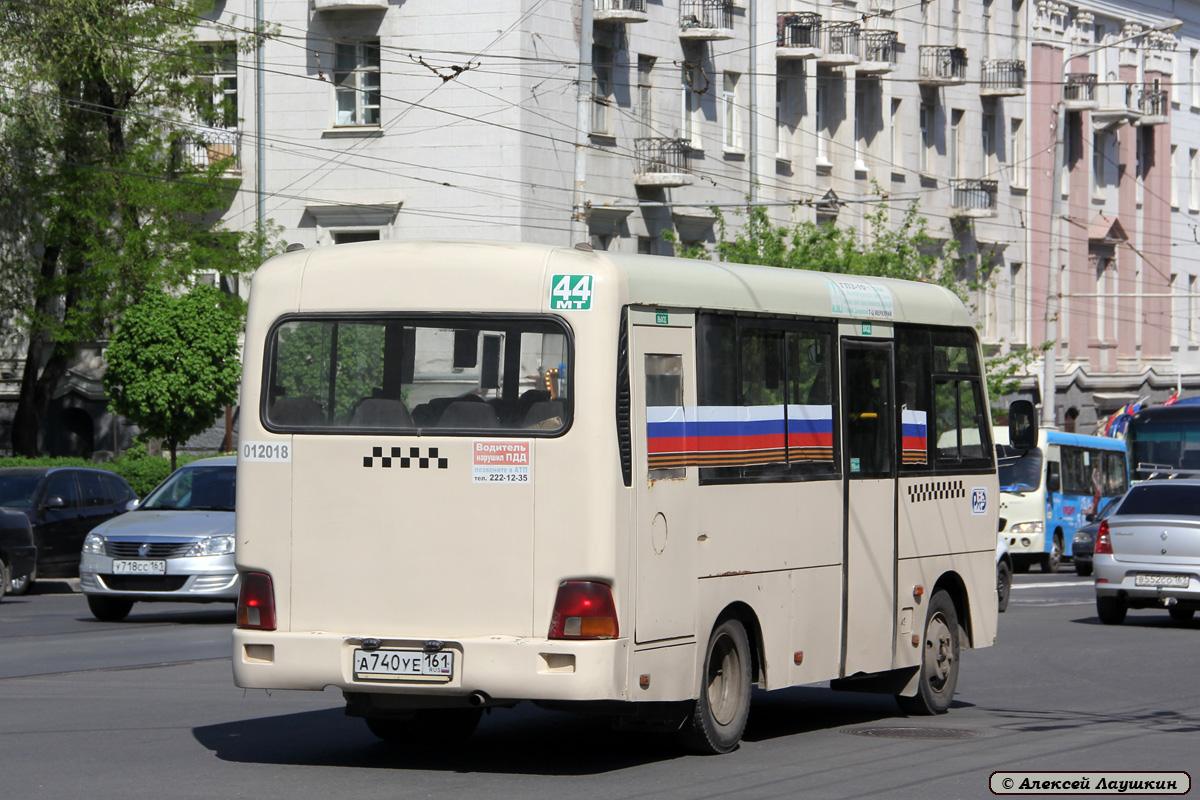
[87,595,134,622]
[0,560,8,603]
[680,618,752,754]
[1074,560,1093,577]
[366,708,482,744]
[1168,606,1195,624]
[996,561,1012,613]
[1096,595,1127,625]
[1041,535,1063,573]
[897,590,960,716]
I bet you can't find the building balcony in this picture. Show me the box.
[950,178,998,217]
[918,45,967,85]
[634,138,693,187]
[679,0,734,41]
[980,59,1025,97]
[858,30,898,73]
[1092,82,1140,131]
[1062,73,1098,111]
[776,12,821,59]
[312,0,387,10]
[1135,86,1169,126]
[175,128,240,175]
[816,21,860,65]
[594,0,648,24]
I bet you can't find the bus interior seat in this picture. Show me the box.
[350,398,413,428]
[515,389,551,421]
[438,401,499,428]
[270,397,324,426]
[523,400,564,428]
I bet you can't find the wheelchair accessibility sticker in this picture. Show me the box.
[971,487,988,516]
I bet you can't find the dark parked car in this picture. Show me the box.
[0,508,37,601]
[1072,495,1122,577]
[0,467,137,592]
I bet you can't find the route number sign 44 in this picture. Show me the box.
[551,274,594,310]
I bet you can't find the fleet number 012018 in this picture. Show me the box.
[241,442,291,462]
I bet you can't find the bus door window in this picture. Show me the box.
[842,346,893,476]
[646,354,685,480]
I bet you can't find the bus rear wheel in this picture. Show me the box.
[680,618,751,755]
[897,590,959,716]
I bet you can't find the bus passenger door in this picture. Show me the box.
[630,320,698,644]
[840,340,897,676]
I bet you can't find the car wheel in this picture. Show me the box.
[1168,606,1195,624]
[0,560,8,602]
[1041,535,1062,573]
[9,569,34,596]
[1074,560,1092,577]
[997,560,1012,613]
[366,709,482,744]
[1096,595,1127,625]
[680,618,752,754]
[87,595,134,622]
[897,590,960,716]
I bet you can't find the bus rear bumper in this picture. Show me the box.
[232,630,633,703]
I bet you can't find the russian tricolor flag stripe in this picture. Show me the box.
[901,409,927,464]
[647,405,834,466]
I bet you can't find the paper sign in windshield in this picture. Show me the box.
[473,440,532,484]
[826,279,894,319]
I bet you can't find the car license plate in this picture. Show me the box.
[353,648,454,682]
[1135,573,1190,588]
[111,560,167,575]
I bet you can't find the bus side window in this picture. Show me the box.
[646,354,685,481]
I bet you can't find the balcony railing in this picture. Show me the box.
[176,128,239,173]
[1137,86,1169,123]
[817,21,860,63]
[1062,73,1098,107]
[859,30,898,71]
[679,0,733,38]
[919,45,968,84]
[594,0,648,22]
[950,179,998,216]
[777,12,821,55]
[634,138,692,186]
[981,59,1025,96]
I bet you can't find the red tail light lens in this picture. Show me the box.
[1094,521,1113,555]
[237,572,277,630]
[548,581,618,640]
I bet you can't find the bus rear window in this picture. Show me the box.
[263,316,571,434]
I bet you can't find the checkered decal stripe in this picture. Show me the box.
[907,480,965,503]
[363,446,449,469]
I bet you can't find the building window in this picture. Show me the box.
[1009,262,1026,344]
[332,230,381,245]
[1009,117,1025,188]
[1193,49,1200,108]
[1010,0,1022,60]
[982,112,995,177]
[890,98,901,174]
[949,109,963,179]
[592,45,613,135]
[1171,273,1180,349]
[815,78,829,166]
[982,0,993,59]
[919,101,933,174]
[1093,131,1110,196]
[1171,144,1180,208]
[334,40,380,127]
[637,55,654,137]
[199,43,238,129]
[1095,258,1112,342]
[1191,275,1198,347]
[722,71,741,151]
[1190,149,1199,211]
[775,78,787,159]
[681,64,701,146]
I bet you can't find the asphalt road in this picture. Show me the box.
[1,574,1195,800]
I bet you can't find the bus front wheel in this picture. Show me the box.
[1041,534,1063,573]
[680,618,752,754]
[897,590,960,716]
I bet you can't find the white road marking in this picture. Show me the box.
[1012,580,1093,589]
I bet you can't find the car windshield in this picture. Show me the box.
[996,445,1042,492]
[0,475,41,508]
[1115,484,1199,516]
[139,464,235,511]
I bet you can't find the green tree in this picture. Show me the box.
[669,201,1048,407]
[0,0,277,455]
[102,286,241,471]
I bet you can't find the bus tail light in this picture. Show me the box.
[238,572,277,630]
[548,581,618,640]
[1094,521,1113,555]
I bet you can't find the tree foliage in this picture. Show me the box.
[0,0,279,455]
[103,286,241,471]
[670,200,1047,407]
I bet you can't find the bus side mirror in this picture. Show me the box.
[1008,400,1036,451]
[1047,473,1060,493]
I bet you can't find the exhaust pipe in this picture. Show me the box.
[468,691,490,707]
[1164,596,1178,607]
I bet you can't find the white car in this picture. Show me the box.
[79,456,238,622]
[996,531,1013,613]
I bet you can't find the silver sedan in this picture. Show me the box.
[1093,480,1200,625]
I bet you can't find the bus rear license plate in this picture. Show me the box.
[112,560,167,575]
[353,649,454,682]
[1135,573,1189,588]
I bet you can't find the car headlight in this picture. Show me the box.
[1010,521,1044,534]
[186,535,235,557]
[83,532,106,555]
